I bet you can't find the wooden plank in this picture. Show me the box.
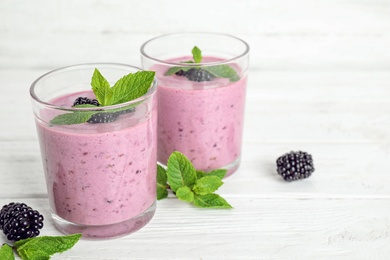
[0,197,388,259]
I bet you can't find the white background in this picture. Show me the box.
[1,0,390,259]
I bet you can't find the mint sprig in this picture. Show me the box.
[164,46,240,82]
[166,152,197,192]
[50,69,155,125]
[1,233,81,260]
[157,151,232,209]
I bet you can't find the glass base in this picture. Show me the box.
[224,155,241,177]
[52,201,156,240]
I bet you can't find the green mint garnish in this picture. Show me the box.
[0,244,14,260]
[1,233,81,260]
[204,64,240,82]
[193,193,231,208]
[164,46,240,82]
[196,169,227,179]
[91,68,112,106]
[156,151,232,209]
[176,186,194,202]
[192,46,202,63]
[166,152,197,192]
[50,69,155,125]
[50,110,96,125]
[157,164,168,200]
[192,175,223,195]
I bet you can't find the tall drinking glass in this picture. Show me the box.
[141,32,249,176]
[30,63,157,239]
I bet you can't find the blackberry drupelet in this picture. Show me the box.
[0,202,44,241]
[276,151,314,182]
[73,97,100,107]
[185,68,215,82]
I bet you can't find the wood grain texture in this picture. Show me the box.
[1,0,390,259]
[0,198,389,259]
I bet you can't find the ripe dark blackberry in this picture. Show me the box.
[86,107,136,124]
[276,151,314,182]
[73,96,136,124]
[73,97,100,107]
[175,70,187,76]
[185,68,215,82]
[0,202,44,241]
[87,112,120,124]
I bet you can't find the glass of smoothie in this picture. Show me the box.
[141,32,249,177]
[30,63,158,239]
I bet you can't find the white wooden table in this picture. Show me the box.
[1,0,390,259]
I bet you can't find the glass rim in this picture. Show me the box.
[140,32,250,66]
[30,62,157,112]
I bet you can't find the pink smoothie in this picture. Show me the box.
[35,90,157,237]
[154,57,247,175]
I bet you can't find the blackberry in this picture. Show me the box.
[185,68,215,82]
[0,202,44,241]
[276,151,314,182]
[175,70,187,76]
[73,95,136,124]
[86,107,136,124]
[87,112,120,124]
[73,97,100,107]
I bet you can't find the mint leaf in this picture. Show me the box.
[204,65,240,82]
[91,68,112,106]
[193,193,232,209]
[176,186,194,202]
[0,244,14,260]
[196,169,227,180]
[166,151,197,192]
[157,164,168,200]
[192,176,223,195]
[50,111,96,125]
[192,46,202,63]
[14,234,81,260]
[196,170,204,179]
[109,71,155,105]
